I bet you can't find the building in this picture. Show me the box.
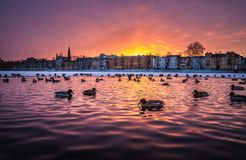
[98,53,109,70]
[167,55,180,69]
[55,46,72,70]
[179,57,190,69]
[153,56,169,69]
[191,56,205,69]
[0,49,245,71]
[204,52,246,70]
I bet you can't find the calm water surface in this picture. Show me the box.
[0,76,246,160]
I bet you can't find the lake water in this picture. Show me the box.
[0,74,246,160]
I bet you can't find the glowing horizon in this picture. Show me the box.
[0,0,246,60]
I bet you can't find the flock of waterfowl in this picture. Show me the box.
[1,73,246,111]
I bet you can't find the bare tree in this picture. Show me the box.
[184,42,205,69]
[186,41,205,56]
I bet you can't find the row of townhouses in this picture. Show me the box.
[1,47,246,71]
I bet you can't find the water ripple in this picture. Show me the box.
[0,76,246,160]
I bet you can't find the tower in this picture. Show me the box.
[67,46,71,61]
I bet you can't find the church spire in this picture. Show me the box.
[67,46,71,61]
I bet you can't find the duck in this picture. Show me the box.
[160,78,165,82]
[162,82,170,86]
[95,78,100,82]
[118,78,121,82]
[193,90,209,98]
[229,92,246,102]
[195,79,200,84]
[64,77,70,81]
[55,89,74,98]
[167,77,172,80]
[232,78,238,81]
[138,98,164,111]
[21,77,26,82]
[52,77,60,83]
[45,78,53,82]
[37,77,44,81]
[83,88,97,96]
[81,79,86,83]
[2,78,9,83]
[231,85,244,91]
[182,79,187,83]
[32,79,37,83]
[239,81,246,85]
[133,78,140,82]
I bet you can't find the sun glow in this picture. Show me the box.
[117,43,179,56]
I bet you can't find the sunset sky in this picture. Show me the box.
[0,0,246,60]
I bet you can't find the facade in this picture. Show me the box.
[152,56,167,69]
[167,55,180,69]
[73,57,99,70]
[1,48,245,71]
[98,53,109,70]
[191,56,205,69]
[55,46,72,70]
[204,52,244,70]
[106,55,154,70]
[179,57,190,69]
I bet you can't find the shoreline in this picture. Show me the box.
[1,69,246,73]
[0,70,246,78]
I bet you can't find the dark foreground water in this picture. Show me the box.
[0,76,246,160]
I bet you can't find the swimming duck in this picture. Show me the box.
[3,78,9,83]
[95,78,100,82]
[162,83,170,86]
[232,78,238,81]
[160,78,165,82]
[195,79,200,84]
[45,78,53,82]
[182,79,187,83]
[64,77,70,81]
[231,85,244,91]
[167,77,172,80]
[52,77,60,83]
[239,81,246,85]
[83,88,97,96]
[55,89,74,98]
[229,92,246,102]
[32,79,37,83]
[81,79,86,83]
[193,90,209,98]
[37,77,44,81]
[21,77,26,82]
[133,78,140,82]
[138,98,164,111]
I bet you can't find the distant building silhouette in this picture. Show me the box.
[1,46,246,71]
[67,46,71,62]
[54,46,72,70]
